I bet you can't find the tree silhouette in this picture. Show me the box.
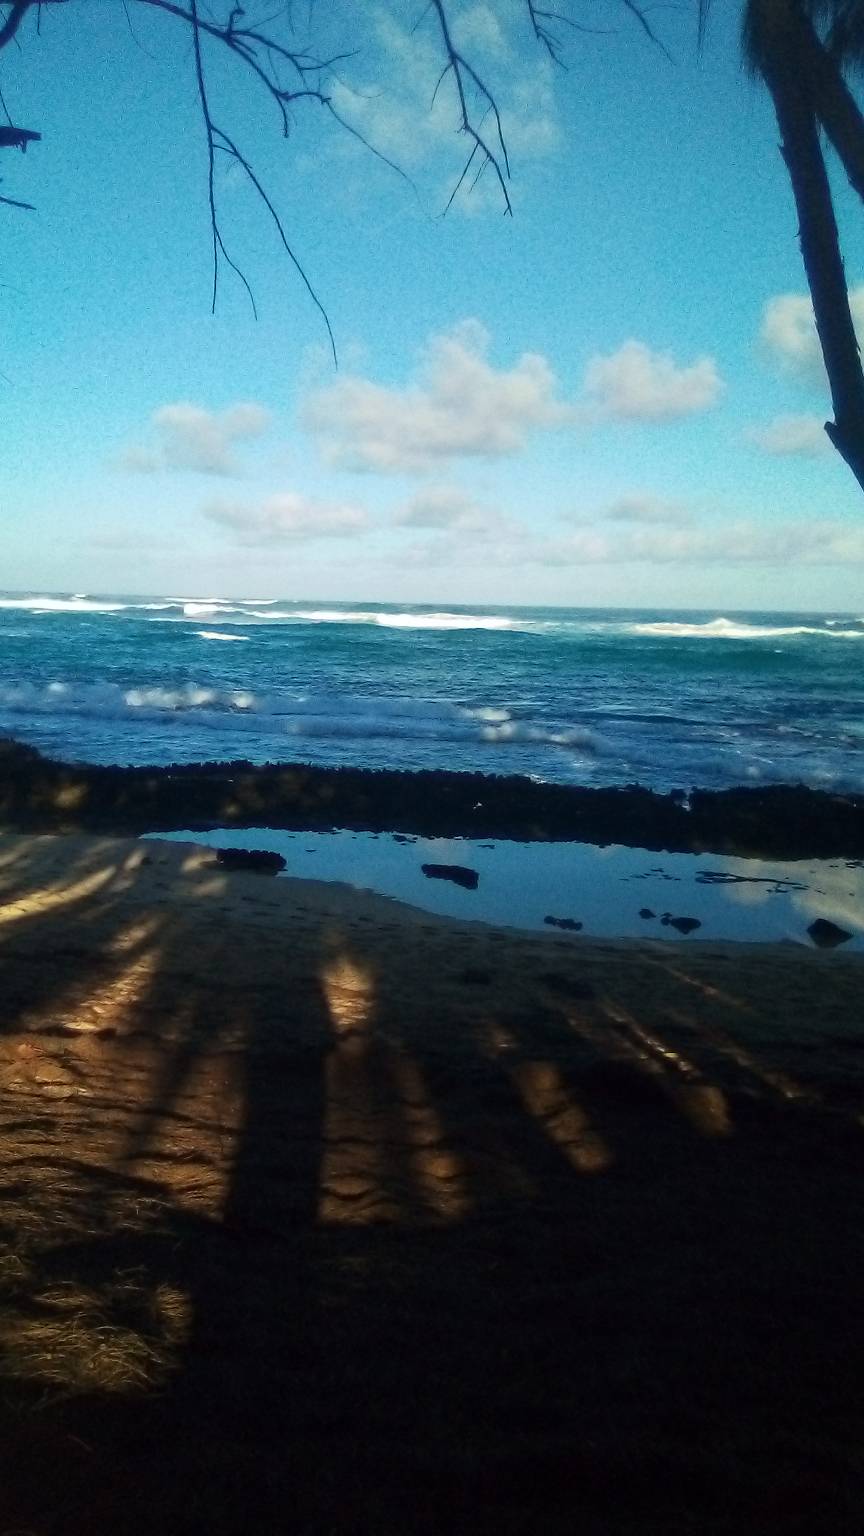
[700,0,864,491]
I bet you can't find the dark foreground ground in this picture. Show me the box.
[0,835,863,1534]
[0,736,863,858]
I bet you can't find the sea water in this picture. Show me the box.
[0,593,863,792]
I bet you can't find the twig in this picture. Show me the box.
[429,0,512,214]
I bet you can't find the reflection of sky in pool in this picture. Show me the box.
[146,828,864,951]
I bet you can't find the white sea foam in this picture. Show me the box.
[0,678,598,750]
[0,596,128,613]
[195,630,250,642]
[181,601,233,617]
[288,608,527,631]
[628,616,864,641]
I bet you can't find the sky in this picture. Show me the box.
[2,0,864,610]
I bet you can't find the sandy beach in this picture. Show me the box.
[1,831,864,1532]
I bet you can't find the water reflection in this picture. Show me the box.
[145,829,864,951]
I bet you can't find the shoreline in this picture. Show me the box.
[1,737,863,859]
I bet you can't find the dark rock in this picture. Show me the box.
[421,863,479,890]
[807,918,853,949]
[543,916,583,932]
[461,967,492,985]
[639,908,656,919]
[0,736,863,860]
[661,914,702,934]
[216,847,286,875]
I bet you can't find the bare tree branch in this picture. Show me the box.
[0,123,39,147]
[429,0,513,215]
[0,0,65,52]
[188,0,220,313]
[525,1,614,64]
[0,185,33,206]
[213,128,336,362]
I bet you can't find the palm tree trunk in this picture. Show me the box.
[768,58,864,492]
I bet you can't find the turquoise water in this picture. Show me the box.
[1,593,862,791]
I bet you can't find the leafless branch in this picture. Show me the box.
[188,0,220,313]
[429,0,513,215]
[0,0,65,52]
[0,123,39,147]
[620,0,674,61]
[213,128,336,362]
[525,1,614,63]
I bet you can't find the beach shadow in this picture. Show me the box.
[1,838,864,1533]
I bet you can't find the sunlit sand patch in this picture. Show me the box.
[320,950,376,1041]
[318,953,468,1223]
[389,1055,469,1218]
[508,1058,613,1173]
[102,915,163,954]
[119,1036,247,1219]
[660,998,814,1106]
[0,863,120,923]
[605,1002,733,1137]
[319,949,387,1221]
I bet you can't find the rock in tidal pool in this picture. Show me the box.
[543,916,583,932]
[216,847,286,875]
[639,908,656,920]
[421,863,479,890]
[807,917,853,949]
[661,914,702,935]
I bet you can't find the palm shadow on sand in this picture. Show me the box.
[0,835,863,1534]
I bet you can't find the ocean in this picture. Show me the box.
[1,593,863,792]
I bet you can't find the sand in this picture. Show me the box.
[1,832,864,1534]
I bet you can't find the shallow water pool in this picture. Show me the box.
[144,828,864,951]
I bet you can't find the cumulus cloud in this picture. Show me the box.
[747,414,830,457]
[582,340,723,421]
[204,493,368,544]
[122,402,271,476]
[760,288,864,378]
[305,322,570,473]
[326,9,559,205]
[600,493,694,526]
[396,484,514,537]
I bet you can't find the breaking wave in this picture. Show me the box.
[0,680,599,750]
[627,616,864,641]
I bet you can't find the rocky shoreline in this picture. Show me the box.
[0,737,862,858]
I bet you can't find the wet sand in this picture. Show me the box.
[1,833,864,1533]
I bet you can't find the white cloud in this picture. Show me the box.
[390,513,864,573]
[601,493,694,525]
[760,287,864,378]
[396,484,514,537]
[326,10,559,213]
[536,519,864,566]
[122,402,271,476]
[582,340,723,421]
[305,321,570,473]
[453,4,509,56]
[747,414,830,457]
[204,493,369,544]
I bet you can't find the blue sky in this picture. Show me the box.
[2,0,864,609]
